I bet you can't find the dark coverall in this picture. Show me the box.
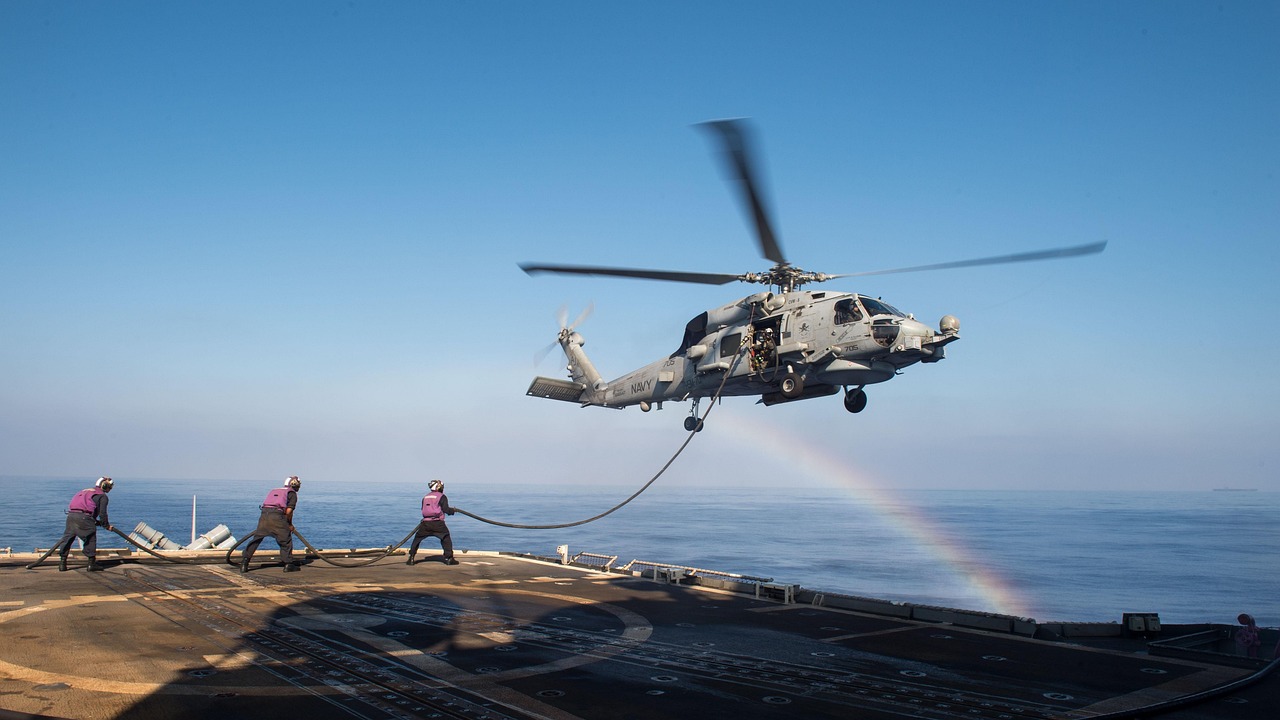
[409,491,455,562]
[243,489,296,565]
[55,490,110,563]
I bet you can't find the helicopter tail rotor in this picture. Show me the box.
[534,303,594,366]
[528,303,605,405]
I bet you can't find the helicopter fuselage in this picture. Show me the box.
[527,289,959,417]
[521,119,1099,428]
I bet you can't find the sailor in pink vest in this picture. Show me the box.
[240,476,301,573]
[53,477,114,572]
[407,479,458,566]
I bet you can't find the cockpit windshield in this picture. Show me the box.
[858,295,906,318]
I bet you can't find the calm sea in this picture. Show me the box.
[3,476,1275,626]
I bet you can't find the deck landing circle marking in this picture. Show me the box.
[0,578,655,697]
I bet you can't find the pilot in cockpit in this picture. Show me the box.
[835,298,863,325]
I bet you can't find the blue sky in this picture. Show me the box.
[2,1,1277,491]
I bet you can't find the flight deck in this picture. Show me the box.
[1,549,1275,720]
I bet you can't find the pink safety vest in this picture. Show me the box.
[421,491,445,521]
[68,488,102,514]
[261,487,292,511]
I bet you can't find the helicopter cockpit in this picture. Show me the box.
[834,298,863,324]
[857,295,907,319]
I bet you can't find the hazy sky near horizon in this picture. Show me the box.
[2,2,1277,492]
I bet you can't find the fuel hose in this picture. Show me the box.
[457,338,750,530]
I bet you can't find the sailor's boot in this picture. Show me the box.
[58,555,68,572]
[239,556,249,573]
[406,552,415,566]
[86,559,105,572]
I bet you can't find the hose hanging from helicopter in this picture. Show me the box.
[453,326,752,530]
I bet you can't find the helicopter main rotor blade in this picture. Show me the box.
[520,263,743,286]
[834,241,1108,279]
[699,119,787,266]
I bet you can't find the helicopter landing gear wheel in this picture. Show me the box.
[844,387,867,414]
[779,372,804,399]
[684,398,704,432]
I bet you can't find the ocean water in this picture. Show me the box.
[2,476,1275,626]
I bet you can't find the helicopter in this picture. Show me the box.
[521,119,1105,432]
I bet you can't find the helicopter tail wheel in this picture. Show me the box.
[844,388,868,414]
[779,372,804,399]
[683,416,704,432]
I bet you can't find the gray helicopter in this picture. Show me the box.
[522,120,1105,431]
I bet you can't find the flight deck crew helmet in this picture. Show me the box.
[96,477,114,491]
[428,479,444,493]
[286,476,301,491]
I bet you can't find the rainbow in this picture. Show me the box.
[712,412,1034,618]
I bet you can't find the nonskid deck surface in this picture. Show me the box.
[0,552,1274,720]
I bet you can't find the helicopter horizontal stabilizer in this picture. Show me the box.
[527,376,588,404]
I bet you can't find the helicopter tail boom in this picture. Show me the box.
[527,327,608,407]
